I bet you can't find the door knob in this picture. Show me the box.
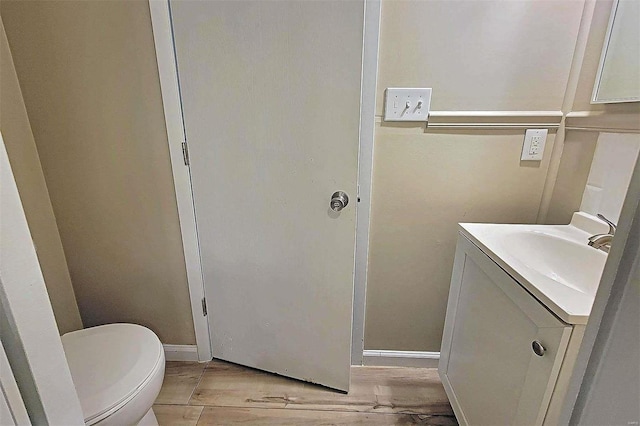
[532,340,546,357]
[330,191,349,212]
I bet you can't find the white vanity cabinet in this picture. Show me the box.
[439,233,584,426]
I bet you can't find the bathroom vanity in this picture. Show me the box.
[439,213,609,426]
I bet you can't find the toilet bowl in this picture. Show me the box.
[62,324,165,425]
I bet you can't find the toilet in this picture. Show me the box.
[61,324,165,425]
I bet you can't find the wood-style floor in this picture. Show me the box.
[154,359,457,425]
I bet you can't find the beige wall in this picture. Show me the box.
[545,130,598,225]
[580,132,640,222]
[1,1,195,344]
[365,0,585,351]
[0,18,82,335]
[375,0,583,113]
[365,126,557,350]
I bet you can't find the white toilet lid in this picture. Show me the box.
[62,323,163,424]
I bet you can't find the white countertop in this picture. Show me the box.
[459,212,610,325]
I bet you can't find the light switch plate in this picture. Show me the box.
[521,129,548,161]
[384,88,432,122]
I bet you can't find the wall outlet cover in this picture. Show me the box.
[384,88,432,122]
[521,129,548,161]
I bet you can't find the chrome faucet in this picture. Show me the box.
[588,214,616,253]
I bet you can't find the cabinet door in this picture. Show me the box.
[440,235,572,426]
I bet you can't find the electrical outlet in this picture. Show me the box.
[384,88,432,122]
[521,129,548,161]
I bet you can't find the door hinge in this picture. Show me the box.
[201,297,208,316]
[182,141,190,166]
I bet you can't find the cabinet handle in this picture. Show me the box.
[532,340,546,357]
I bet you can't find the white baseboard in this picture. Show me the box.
[163,344,200,362]
[163,346,439,366]
[362,350,440,368]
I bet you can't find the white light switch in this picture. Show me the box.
[521,129,548,161]
[384,88,432,122]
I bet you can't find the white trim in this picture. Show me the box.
[0,331,31,425]
[428,110,563,118]
[376,111,564,130]
[427,111,563,129]
[591,0,618,104]
[163,344,200,362]
[149,0,212,363]
[563,126,640,134]
[0,133,85,425]
[564,111,640,133]
[362,350,440,368]
[590,0,639,104]
[591,0,639,104]
[428,123,560,130]
[351,0,381,366]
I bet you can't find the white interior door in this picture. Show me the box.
[170,0,364,391]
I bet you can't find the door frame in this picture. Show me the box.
[1,132,85,425]
[149,0,381,365]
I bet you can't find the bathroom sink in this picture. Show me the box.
[500,231,607,297]
[458,212,611,324]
